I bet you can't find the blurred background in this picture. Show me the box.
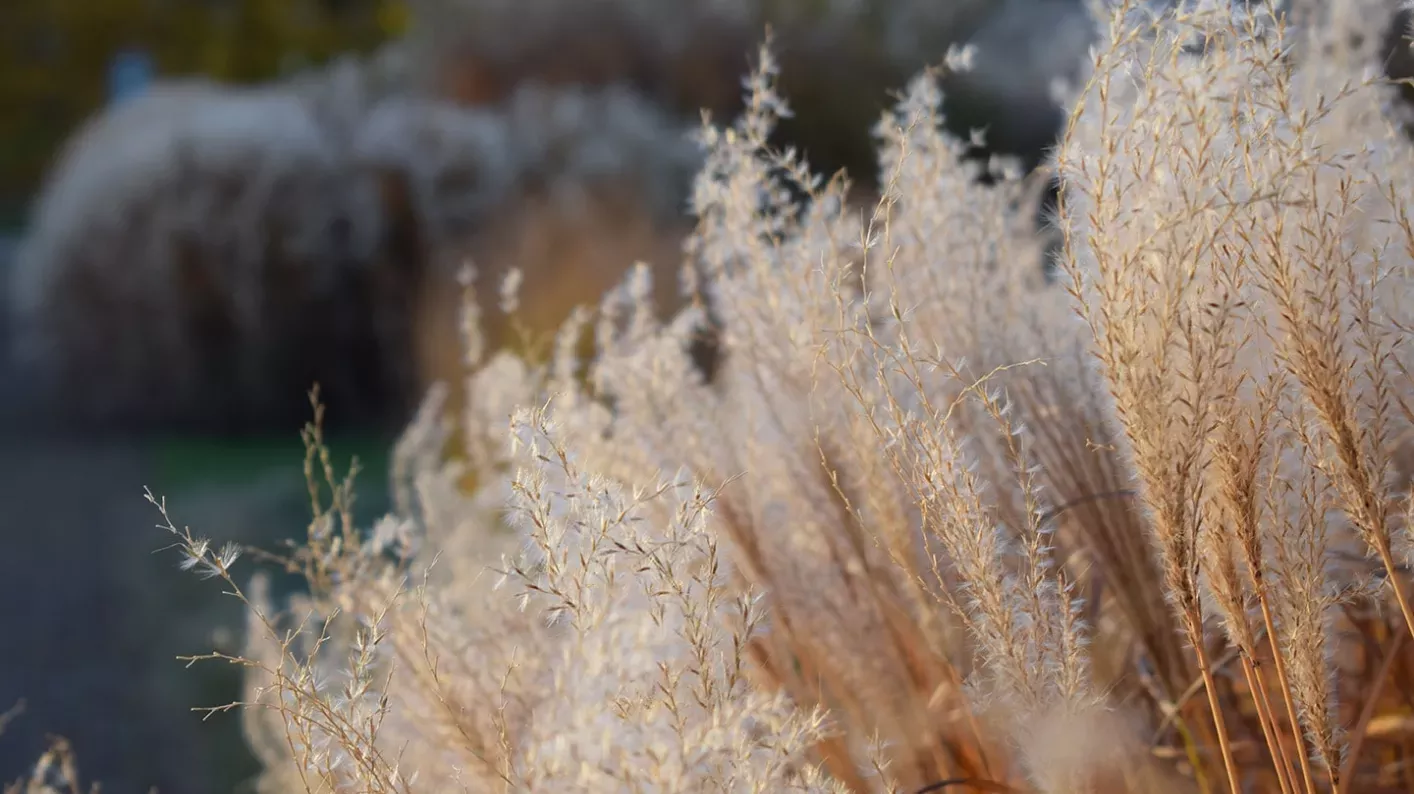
[5,0,1403,791]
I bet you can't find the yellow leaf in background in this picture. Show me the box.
[377,0,410,36]
[1365,714,1414,738]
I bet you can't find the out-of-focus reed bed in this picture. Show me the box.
[5,0,1090,433]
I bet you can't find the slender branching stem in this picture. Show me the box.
[1257,588,1318,794]
[1242,653,1296,794]
[1251,656,1300,794]
[1189,615,1243,794]
[1374,538,1414,643]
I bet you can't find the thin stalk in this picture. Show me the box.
[1175,717,1215,794]
[1149,648,1226,794]
[1374,539,1414,641]
[1190,620,1243,794]
[1241,653,1295,794]
[1256,586,1318,794]
[1251,657,1300,794]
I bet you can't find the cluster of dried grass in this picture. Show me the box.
[122,0,1414,792]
